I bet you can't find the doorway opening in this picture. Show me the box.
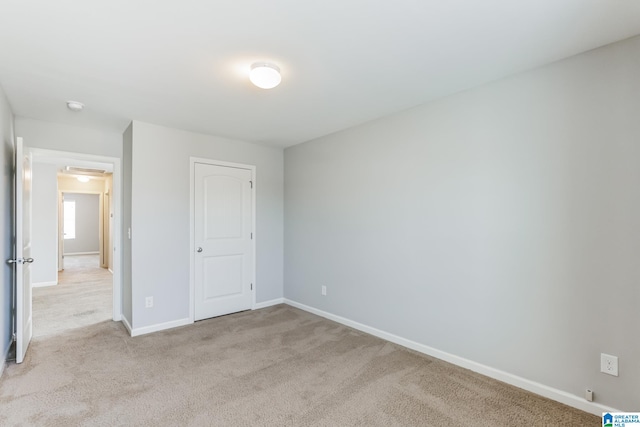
[29,148,121,340]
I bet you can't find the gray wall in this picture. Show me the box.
[128,121,283,330]
[0,85,14,363]
[284,35,640,410]
[16,118,122,159]
[31,163,58,285]
[63,193,99,254]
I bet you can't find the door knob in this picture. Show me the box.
[24,258,34,263]
[196,247,203,253]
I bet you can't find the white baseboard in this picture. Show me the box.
[32,281,57,288]
[121,299,282,338]
[130,318,191,337]
[254,298,284,310]
[121,316,132,335]
[283,298,617,417]
[64,252,99,256]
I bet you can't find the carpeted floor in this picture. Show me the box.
[1,303,598,426]
[32,254,112,338]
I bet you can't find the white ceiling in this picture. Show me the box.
[1,1,639,148]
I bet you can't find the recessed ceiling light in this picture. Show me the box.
[249,62,281,89]
[66,101,84,111]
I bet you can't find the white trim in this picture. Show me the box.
[130,318,191,337]
[59,188,107,269]
[32,281,57,288]
[189,157,257,323]
[189,160,194,322]
[124,298,283,337]
[58,190,62,271]
[251,168,256,310]
[283,299,619,417]
[253,298,284,310]
[121,316,132,335]
[111,159,122,322]
[63,251,99,256]
[189,159,195,323]
[124,299,283,338]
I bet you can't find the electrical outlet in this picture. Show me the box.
[601,353,618,376]
[321,286,327,296]
[145,296,153,308]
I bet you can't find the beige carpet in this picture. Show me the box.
[1,303,598,426]
[33,254,112,338]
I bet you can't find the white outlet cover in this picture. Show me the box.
[600,353,619,376]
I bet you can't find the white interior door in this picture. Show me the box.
[14,137,33,364]
[194,163,253,321]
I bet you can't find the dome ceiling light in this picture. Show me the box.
[249,62,281,89]
[66,101,84,111]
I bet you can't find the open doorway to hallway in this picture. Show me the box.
[27,147,122,342]
[31,166,115,338]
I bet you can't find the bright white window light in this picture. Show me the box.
[249,62,281,89]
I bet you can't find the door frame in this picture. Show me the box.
[29,148,123,322]
[188,157,256,323]
[59,190,106,264]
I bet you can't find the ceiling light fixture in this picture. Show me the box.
[249,62,281,89]
[77,176,90,183]
[66,101,84,112]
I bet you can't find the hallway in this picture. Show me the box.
[32,254,112,338]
